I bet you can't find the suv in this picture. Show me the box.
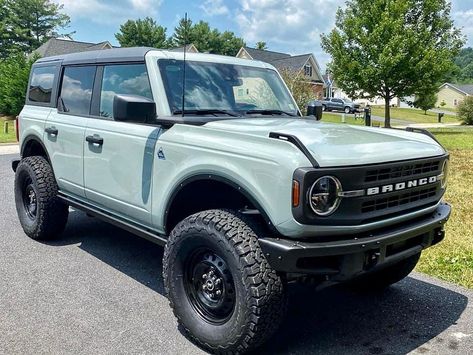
[13,48,450,354]
[321,97,361,113]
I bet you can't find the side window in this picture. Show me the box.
[60,66,96,115]
[29,66,56,103]
[99,64,152,118]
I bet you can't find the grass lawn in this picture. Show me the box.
[321,112,365,125]
[0,120,16,144]
[370,106,460,124]
[415,128,473,288]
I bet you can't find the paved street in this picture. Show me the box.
[1,151,472,354]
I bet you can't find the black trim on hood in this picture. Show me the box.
[269,132,319,167]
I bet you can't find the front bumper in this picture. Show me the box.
[259,203,451,281]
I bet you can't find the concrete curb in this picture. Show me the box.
[0,143,19,155]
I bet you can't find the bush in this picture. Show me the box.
[279,68,315,114]
[457,96,473,125]
[0,54,37,116]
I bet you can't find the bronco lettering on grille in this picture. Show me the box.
[366,175,439,196]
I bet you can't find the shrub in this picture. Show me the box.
[279,68,315,114]
[457,96,473,125]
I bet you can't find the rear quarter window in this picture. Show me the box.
[29,66,56,104]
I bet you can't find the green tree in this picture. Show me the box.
[255,41,267,50]
[171,17,245,55]
[457,96,473,125]
[1,0,71,56]
[279,68,314,113]
[321,0,464,127]
[172,17,193,47]
[0,54,38,116]
[413,91,437,114]
[116,17,169,48]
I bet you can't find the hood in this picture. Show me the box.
[204,118,445,167]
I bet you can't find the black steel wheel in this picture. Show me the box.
[185,249,236,325]
[14,156,69,240]
[163,209,286,354]
[22,177,38,220]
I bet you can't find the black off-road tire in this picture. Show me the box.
[349,252,421,291]
[14,156,69,240]
[163,209,286,354]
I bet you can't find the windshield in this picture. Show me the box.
[158,59,299,116]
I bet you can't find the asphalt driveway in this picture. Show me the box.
[0,151,472,354]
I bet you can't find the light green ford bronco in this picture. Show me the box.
[13,47,450,353]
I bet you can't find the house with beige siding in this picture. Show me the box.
[436,83,473,109]
[236,47,325,99]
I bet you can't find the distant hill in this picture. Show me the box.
[447,47,473,84]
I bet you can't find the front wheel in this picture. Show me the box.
[322,104,326,111]
[163,209,286,353]
[349,252,421,291]
[344,106,351,114]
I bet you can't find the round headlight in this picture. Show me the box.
[441,160,449,189]
[308,176,342,216]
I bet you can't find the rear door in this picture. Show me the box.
[83,63,159,226]
[44,65,96,198]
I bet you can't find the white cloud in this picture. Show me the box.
[200,0,229,16]
[54,0,163,25]
[235,0,343,68]
[454,9,473,46]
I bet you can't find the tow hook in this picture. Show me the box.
[365,249,381,269]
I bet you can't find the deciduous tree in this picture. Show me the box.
[321,0,464,127]
[413,91,437,114]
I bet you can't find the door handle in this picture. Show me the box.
[45,126,58,136]
[86,135,104,146]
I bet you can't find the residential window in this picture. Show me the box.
[29,66,56,103]
[304,64,312,77]
[59,66,96,115]
[100,64,152,118]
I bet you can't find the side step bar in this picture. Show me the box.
[58,193,167,246]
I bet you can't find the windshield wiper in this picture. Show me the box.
[172,109,239,117]
[244,109,296,117]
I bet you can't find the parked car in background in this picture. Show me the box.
[321,97,361,113]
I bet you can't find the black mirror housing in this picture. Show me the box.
[306,100,323,121]
[113,94,156,123]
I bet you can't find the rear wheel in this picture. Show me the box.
[163,209,286,353]
[322,104,327,111]
[349,252,421,291]
[14,156,68,240]
[344,106,351,114]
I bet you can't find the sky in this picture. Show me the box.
[53,0,473,70]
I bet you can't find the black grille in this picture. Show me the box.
[361,187,437,213]
[365,160,441,183]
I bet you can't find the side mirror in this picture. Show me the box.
[113,94,156,123]
[306,100,323,121]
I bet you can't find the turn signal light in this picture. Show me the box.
[292,180,300,207]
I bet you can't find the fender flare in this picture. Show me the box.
[21,134,51,163]
[163,173,275,234]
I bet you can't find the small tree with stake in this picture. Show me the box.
[321,0,464,127]
[413,91,438,115]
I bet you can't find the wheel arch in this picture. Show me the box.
[163,174,275,235]
[21,135,51,163]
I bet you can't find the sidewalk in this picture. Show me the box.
[0,143,19,155]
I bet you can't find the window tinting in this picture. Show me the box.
[100,64,152,118]
[60,66,96,115]
[29,66,56,103]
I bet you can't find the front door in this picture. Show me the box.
[83,63,158,226]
